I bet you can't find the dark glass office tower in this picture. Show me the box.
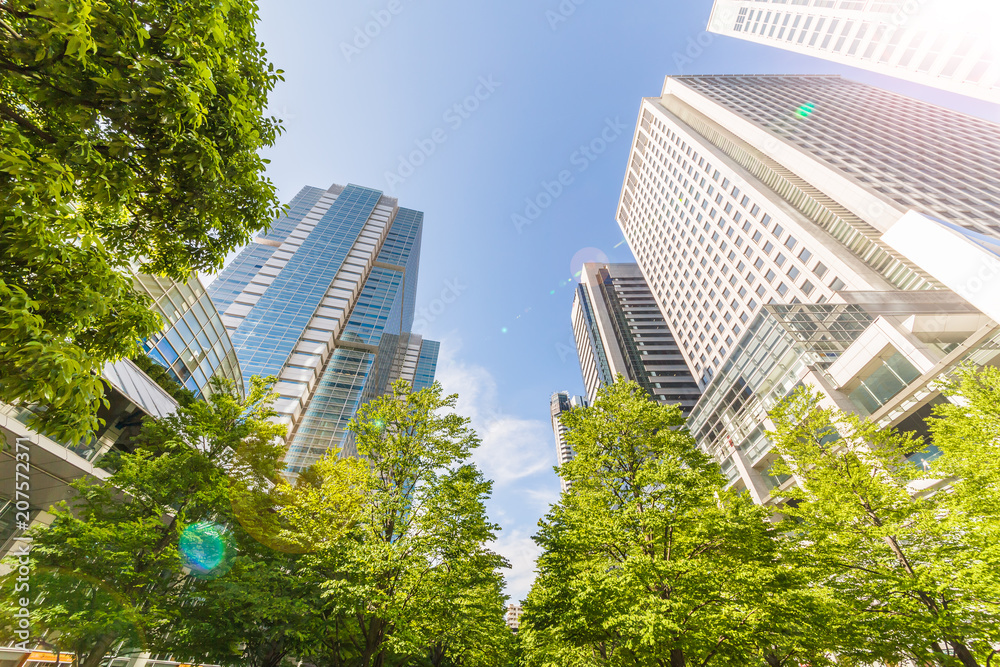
[209,183,439,474]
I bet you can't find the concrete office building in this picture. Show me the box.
[616,74,1000,501]
[208,183,439,474]
[550,391,588,493]
[571,263,701,413]
[505,604,524,634]
[707,0,1000,103]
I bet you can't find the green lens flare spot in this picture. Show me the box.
[179,522,231,579]
[796,102,816,118]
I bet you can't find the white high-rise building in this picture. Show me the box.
[707,0,1000,103]
[505,604,524,633]
[550,391,587,493]
[617,74,1000,502]
[618,74,1000,387]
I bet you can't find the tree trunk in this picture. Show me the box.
[260,641,287,667]
[430,641,447,667]
[80,634,117,667]
[670,648,685,667]
[361,617,386,667]
[950,641,981,667]
[764,653,784,667]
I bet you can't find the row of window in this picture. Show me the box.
[680,76,1000,235]
[627,107,861,385]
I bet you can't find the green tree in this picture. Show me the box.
[523,378,826,667]
[0,375,287,667]
[768,385,999,667]
[166,527,318,667]
[0,0,283,440]
[928,365,1000,667]
[408,522,513,667]
[284,380,511,667]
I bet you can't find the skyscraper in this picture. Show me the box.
[209,183,439,474]
[617,74,1000,387]
[571,263,701,412]
[550,391,588,493]
[616,75,1000,501]
[707,0,1000,103]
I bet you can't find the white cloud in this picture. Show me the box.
[492,528,543,604]
[433,335,561,603]
[435,338,556,487]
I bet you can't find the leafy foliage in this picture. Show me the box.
[1,378,514,667]
[284,379,513,667]
[522,378,832,667]
[0,376,287,667]
[0,0,283,440]
[768,385,1000,667]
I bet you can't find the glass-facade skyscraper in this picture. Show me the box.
[209,183,439,474]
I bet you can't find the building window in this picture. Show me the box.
[848,352,921,416]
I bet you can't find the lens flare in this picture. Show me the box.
[179,522,231,579]
[795,102,816,119]
[570,247,610,282]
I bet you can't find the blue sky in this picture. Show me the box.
[238,0,998,602]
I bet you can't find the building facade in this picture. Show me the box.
[505,604,524,634]
[208,183,439,474]
[0,274,242,556]
[136,274,244,398]
[571,263,702,412]
[550,391,588,493]
[707,0,1000,103]
[617,74,1000,500]
[617,74,1000,387]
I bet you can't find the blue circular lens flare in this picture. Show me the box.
[179,522,230,578]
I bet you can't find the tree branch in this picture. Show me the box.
[0,100,57,144]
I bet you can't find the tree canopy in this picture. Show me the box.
[522,379,833,667]
[284,380,513,667]
[767,382,1000,667]
[2,375,286,667]
[0,0,283,441]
